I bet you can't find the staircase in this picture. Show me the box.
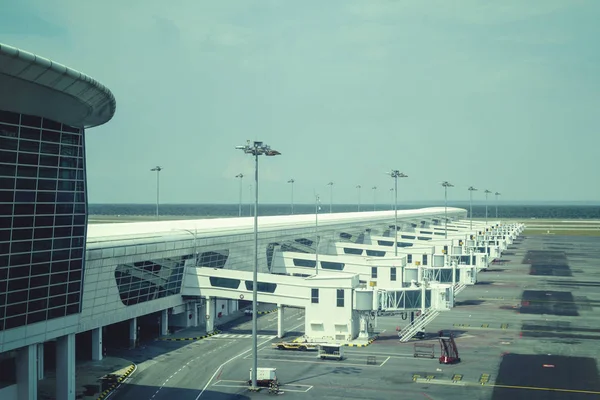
[453,283,466,295]
[397,310,441,342]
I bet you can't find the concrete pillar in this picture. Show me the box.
[56,334,75,400]
[160,309,169,336]
[129,318,137,348]
[452,263,456,286]
[191,303,199,328]
[16,344,37,400]
[92,327,103,361]
[37,343,44,380]
[206,297,215,333]
[277,304,285,339]
[421,284,426,313]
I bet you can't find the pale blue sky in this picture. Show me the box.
[2,0,599,204]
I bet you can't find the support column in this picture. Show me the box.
[421,284,426,314]
[161,309,169,336]
[16,344,37,400]
[277,304,285,339]
[206,297,215,333]
[191,303,199,328]
[37,343,44,380]
[452,263,457,286]
[56,334,75,400]
[129,318,137,348]
[92,327,103,361]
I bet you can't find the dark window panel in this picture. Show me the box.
[61,132,79,144]
[40,142,59,154]
[39,154,58,166]
[35,203,55,215]
[37,179,57,191]
[58,168,76,179]
[33,239,53,251]
[15,178,37,190]
[59,157,77,169]
[17,152,39,166]
[73,215,85,225]
[72,226,84,236]
[74,192,85,203]
[17,165,37,178]
[5,315,27,329]
[36,192,56,203]
[13,215,34,228]
[20,125,41,140]
[27,310,47,324]
[30,274,49,288]
[60,145,78,156]
[35,215,55,227]
[11,228,33,241]
[53,238,71,250]
[0,110,20,124]
[0,241,9,254]
[42,119,62,131]
[0,228,10,241]
[53,226,71,238]
[48,307,65,319]
[0,176,15,189]
[38,167,58,179]
[8,265,30,279]
[51,260,69,272]
[30,263,50,276]
[71,237,83,248]
[57,180,75,192]
[7,289,28,304]
[62,124,80,134]
[11,241,33,258]
[55,215,73,226]
[7,277,28,291]
[14,203,35,215]
[20,114,42,128]
[50,272,69,284]
[66,292,80,304]
[15,191,35,203]
[66,304,79,315]
[50,284,67,297]
[0,190,14,203]
[18,139,40,153]
[9,252,31,266]
[34,228,53,239]
[0,163,16,177]
[69,269,81,282]
[52,250,70,261]
[49,295,67,308]
[31,251,51,264]
[76,169,84,180]
[0,150,17,164]
[56,192,74,203]
[28,298,48,311]
[70,248,83,259]
[74,181,84,192]
[0,136,18,151]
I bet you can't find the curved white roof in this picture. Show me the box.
[0,42,116,128]
[86,207,467,243]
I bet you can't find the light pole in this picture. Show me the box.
[441,181,454,239]
[236,173,244,217]
[356,185,362,212]
[389,188,394,210]
[287,179,295,214]
[327,182,334,213]
[235,141,281,391]
[495,192,501,219]
[372,186,377,212]
[387,171,408,257]
[484,189,492,225]
[150,166,163,220]
[468,186,477,230]
[315,194,321,275]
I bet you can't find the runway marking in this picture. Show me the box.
[379,356,391,367]
[245,356,385,368]
[213,380,313,393]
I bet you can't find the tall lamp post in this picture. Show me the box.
[388,171,408,257]
[484,189,492,225]
[495,192,501,219]
[468,186,477,230]
[356,185,362,212]
[235,141,281,390]
[389,188,394,210]
[327,182,334,213]
[372,186,377,212]
[287,179,295,215]
[441,181,454,239]
[150,166,162,220]
[236,173,244,217]
[315,194,321,275]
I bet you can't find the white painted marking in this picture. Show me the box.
[195,321,304,399]
[379,356,391,367]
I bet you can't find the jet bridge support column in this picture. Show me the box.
[206,297,216,333]
[277,304,285,338]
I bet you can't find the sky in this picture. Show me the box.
[1,0,599,205]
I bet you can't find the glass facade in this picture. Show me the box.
[0,109,87,332]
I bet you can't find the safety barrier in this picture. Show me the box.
[96,364,136,400]
[158,330,221,342]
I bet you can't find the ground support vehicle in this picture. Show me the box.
[248,368,280,393]
[438,333,460,364]
[413,342,435,359]
[318,344,344,360]
[272,341,319,351]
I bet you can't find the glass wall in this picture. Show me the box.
[0,109,87,331]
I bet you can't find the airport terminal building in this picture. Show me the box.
[1,43,519,400]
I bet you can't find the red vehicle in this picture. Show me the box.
[438,331,460,364]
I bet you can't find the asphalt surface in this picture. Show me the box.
[111,233,600,399]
